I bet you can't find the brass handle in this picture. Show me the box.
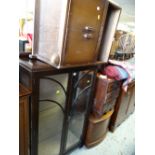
[83,33,93,39]
[84,26,95,32]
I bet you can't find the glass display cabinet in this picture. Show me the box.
[19,56,100,155]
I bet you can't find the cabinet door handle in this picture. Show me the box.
[83,33,93,39]
[84,26,95,32]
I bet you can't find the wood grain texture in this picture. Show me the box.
[109,81,135,132]
[93,74,121,117]
[19,84,31,155]
[85,110,114,148]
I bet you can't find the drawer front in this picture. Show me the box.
[63,0,107,65]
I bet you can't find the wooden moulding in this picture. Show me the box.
[85,110,114,148]
[99,0,122,62]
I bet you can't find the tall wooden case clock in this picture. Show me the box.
[32,0,109,68]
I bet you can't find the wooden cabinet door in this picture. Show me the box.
[19,97,29,155]
[19,84,31,155]
[65,71,94,151]
[113,82,135,127]
[63,0,108,65]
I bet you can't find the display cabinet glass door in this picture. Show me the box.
[65,71,94,150]
[38,74,68,155]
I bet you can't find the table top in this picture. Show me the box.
[19,53,106,74]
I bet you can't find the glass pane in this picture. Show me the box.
[38,74,68,155]
[66,71,94,150]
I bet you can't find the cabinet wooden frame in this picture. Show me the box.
[99,0,122,62]
[19,55,104,155]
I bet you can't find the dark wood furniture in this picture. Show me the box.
[19,84,31,155]
[85,109,113,147]
[93,74,121,117]
[19,55,106,155]
[109,80,135,132]
[33,0,109,68]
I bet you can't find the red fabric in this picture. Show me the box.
[27,33,32,46]
[102,66,121,80]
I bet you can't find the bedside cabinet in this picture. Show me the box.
[109,80,135,132]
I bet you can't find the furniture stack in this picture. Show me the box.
[19,0,122,155]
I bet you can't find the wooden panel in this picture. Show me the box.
[19,84,31,155]
[33,0,68,67]
[85,110,113,147]
[93,74,121,117]
[64,0,107,65]
[33,0,108,67]
[126,84,135,115]
[99,1,121,62]
[109,81,135,132]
